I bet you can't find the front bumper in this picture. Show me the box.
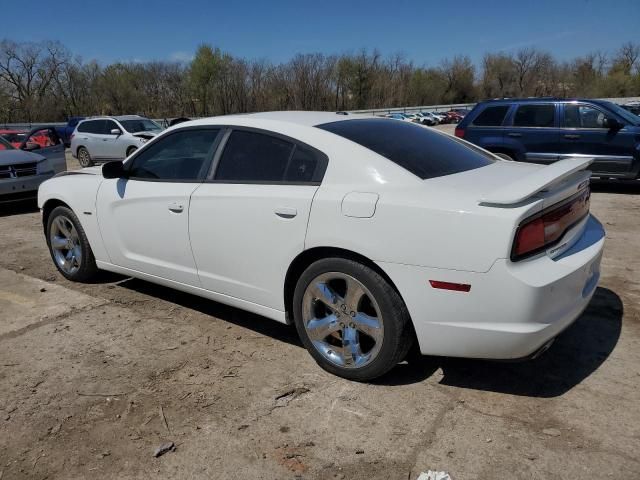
[0,173,54,201]
[379,215,605,359]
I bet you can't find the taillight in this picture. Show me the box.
[511,187,590,261]
[70,133,75,141]
[454,127,465,138]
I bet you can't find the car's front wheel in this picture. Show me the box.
[77,147,94,167]
[293,257,414,381]
[46,206,98,282]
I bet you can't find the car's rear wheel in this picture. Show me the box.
[293,258,413,381]
[77,147,93,167]
[126,146,137,157]
[46,206,98,282]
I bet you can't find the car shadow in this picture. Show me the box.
[375,287,623,397]
[0,198,39,217]
[117,279,621,397]
[590,179,640,195]
[119,278,303,348]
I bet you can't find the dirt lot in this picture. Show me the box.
[0,135,639,479]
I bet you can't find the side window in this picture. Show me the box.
[128,129,219,181]
[513,104,556,128]
[472,106,510,126]
[77,121,91,133]
[103,120,119,135]
[215,130,294,182]
[563,104,581,128]
[28,128,62,147]
[285,145,319,182]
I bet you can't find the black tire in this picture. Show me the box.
[126,146,137,157]
[77,147,94,167]
[46,206,98,282]
[292,257,414,381]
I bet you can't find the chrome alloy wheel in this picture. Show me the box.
[50,215,82,275]
[302,272,384,368]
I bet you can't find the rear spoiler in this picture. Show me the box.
[479,157,593,205]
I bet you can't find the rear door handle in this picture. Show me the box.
[507,132,522,138]
[274,207,297,219]
[168,202,184,213]
[564,134,581,139]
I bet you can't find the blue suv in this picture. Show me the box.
[455,98,640,179]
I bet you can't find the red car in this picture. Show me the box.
[444,111,464,124]
[0,129,27,148]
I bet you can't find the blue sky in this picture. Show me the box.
[4,0,638,66]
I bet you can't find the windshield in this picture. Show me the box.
[0,135,15,151]
[604,102,640,126]
[317,118,495,180]
[119,118,162,133]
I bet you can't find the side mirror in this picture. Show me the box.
[22,142,40,151]
[603,117,622,130]
[110,128,122,136]
[102,161,127,179]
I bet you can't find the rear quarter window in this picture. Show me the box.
[317,118,494,180]
[471,105,510,126]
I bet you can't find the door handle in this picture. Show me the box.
[564,134,581,139]
[507,132,522,138]
[274,207,297,219]
[168,202,184,213]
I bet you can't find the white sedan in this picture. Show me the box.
[38,112,605,381]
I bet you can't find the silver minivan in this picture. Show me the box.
[71,115,162,167]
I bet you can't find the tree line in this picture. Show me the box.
[0,39,638,123]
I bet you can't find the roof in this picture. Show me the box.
[80,115,146,121]
[482,97,611,105]
[206,111,370,127]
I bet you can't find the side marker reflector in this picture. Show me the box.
[429,280,471,292]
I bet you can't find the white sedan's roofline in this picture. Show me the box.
[181,111,377,128]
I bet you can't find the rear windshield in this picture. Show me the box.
[317,118,494,180]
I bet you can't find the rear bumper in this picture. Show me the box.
[379,215,605,359]
[0,173,54,201]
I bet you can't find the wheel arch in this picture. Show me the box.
[283,246,407,325]
[41,198,72,230]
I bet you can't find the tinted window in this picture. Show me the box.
[77,120,102,134]
[513,104,555,127]
[564,104,606,128]
[28,128,62,147]
[128,129,219,181]
[472,105,509,126]
[215,130,294,182]
[317,118,494,180]
[285,145,318,182]
[103,120,119,134]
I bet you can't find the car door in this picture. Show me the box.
[21,127,66,173]
[505,103,562,163]
[558,102,636,177]
[74,119,101,157]
[96,127,221,285]
[189,128,327,311]
[95,119,125,161]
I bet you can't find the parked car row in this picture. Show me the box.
[384,109,468,126]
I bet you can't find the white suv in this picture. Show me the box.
[71,115,162,167]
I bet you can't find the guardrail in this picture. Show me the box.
[2,97,638,129]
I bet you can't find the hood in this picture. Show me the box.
[0,149,45,165]
[55,165,102,177]
[132,131,159,140]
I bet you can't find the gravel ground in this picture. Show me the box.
[0,131,639,479]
